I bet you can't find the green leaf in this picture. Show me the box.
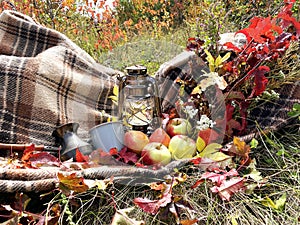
[248,170,263,182]
[260,193,286,211]
[293,103,300,110]
[221,52,231,63]
[261,196,277,209]
[215,55,222,68]
[250,138,258,149]
[275,193,286,211]
[288,103,300,119]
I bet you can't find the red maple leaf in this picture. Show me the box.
[200,169,239,186]
[240,17,282,43]
[278,0,300,37]
[247,66,270,97]
[75,149,89,162]
[191,168,239,189]
[112,147,139,164]
[88,148,123,165]
[211,177,246,201]
[134,184,172,215]
[29,152,60,168]
[223,42,241,52]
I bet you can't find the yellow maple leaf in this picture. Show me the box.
[58,172,89,194]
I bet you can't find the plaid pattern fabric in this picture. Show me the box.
[0,10,119,146]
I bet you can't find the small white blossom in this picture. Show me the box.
[185,105,198,118]
[255,90,280,101]
[196,115,216,131]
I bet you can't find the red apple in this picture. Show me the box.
[149,128,171,147]
[198,128,220,145]
[141,142,172,166]
[166,118,192,137]
[124,130,149,154]
[168,135,196,160]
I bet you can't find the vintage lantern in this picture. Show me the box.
[118,65,162,134]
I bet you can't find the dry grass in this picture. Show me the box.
[50,123,299,225]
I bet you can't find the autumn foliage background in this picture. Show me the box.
[0,0,300,224]
[3,0,298,65]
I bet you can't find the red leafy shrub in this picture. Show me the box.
[187,0,300,138]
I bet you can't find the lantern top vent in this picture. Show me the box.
[126,65,147,75]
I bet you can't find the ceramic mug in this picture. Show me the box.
[89,121,125,152]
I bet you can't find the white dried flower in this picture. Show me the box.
[196,115,216,131]
[185,105,198,118]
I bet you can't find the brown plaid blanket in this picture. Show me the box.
[0,10,119,146]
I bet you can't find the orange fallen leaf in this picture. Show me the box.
[58,172,88,194]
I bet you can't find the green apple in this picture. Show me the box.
[168,135,197,160]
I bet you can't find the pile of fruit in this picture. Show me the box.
[123,117,220,167]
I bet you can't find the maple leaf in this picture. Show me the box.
[240,17,282,43]
[28,152,60,168]
[21,143,36,162]
[247,66,270,97]
[149,182,166,191]
[134,174,188,215]
[231,137,251,158]
[21,144,60,168]
[223,42,241,52]
[201,169,239,186]
[112,147,139,164]
[190,156,233,171]
[109,147,119,155]
[75,149,89,163]
[277,1,300,37]
[58,172,89,195]
[89,148,123,165]
[223,137,252,166]
[133,191,172,215]
[191,168,239,189]
[211,177,246,201]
